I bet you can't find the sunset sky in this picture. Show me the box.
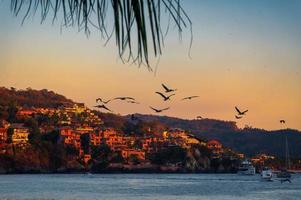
[0,0,300,130]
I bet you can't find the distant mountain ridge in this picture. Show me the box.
[127,114,301,158]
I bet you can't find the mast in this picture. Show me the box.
[285,136,290,170]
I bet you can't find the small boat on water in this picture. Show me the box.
[261,167,273,181]
[237,160,256,175]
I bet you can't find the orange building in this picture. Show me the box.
[207,140,223,155]
[16,109,36,118]
[10,124,30,144]
[60,127,81,149]
[0,128,7,143]
[90,131,103,146]
[122,149,145,161]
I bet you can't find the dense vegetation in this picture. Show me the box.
[0,87,74,108]
[1,87,300,174]
[128,114,301,158]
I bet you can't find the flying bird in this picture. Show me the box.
[235,115,243,119]
[181,96,199,101]
[149,106,170,113]
[162,83,177,93]
[280,120,286,124]
[235,106,248,115]
[155,92,175,101]
[127,100,140,104]
[94,104,113,112]
[113,97,135,101]
[196,116,203,120]
[96,98,111,104]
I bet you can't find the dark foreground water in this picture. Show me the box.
[0,174,300,200]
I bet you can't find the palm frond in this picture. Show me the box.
[10,0,192,70]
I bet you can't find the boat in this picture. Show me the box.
[261,167,273,181]
[276,136,292,182]
[237,160,256,175]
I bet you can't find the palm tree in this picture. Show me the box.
[10,0,192,70]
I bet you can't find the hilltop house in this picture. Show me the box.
[10,123,30,144]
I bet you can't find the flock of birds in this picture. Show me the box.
[94,83,199,115]
[94,83,287,125]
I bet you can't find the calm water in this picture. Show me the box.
[0,174,300,200]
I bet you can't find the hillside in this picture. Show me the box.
[1,87,300,159]
[128,114,301,158]
[0,87,74,108]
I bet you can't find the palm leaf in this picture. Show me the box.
[10,0,192,70]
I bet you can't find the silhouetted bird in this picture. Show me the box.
[127,100,140,104]
[235,106,248,115]
[94,104,113,112]
[280,120,286,124]
[162,83,177,93]
[235,115,243,119]
[149,106,170,113]
[196,116,203,120]
[155,92,175,101]
[113,97,135,101]
[181,96,199,101]
[96,98,111,104]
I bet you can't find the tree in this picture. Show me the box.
[80,133,90,154]
[7,101,18,123]
[150,146,186,165]
[90,144,112,172]
[25,118,41,145]
[10,0,191,68]
[6,128,14,144]
[41,130,60,145]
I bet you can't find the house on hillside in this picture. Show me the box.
[0,128,7,143]
[16,108,36,119]
[10,123,30,144]
[207,139,223,156]
[122,149,146,161]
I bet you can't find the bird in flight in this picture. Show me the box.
[235,115,243,119]
[235,106,248,116]
[149,106,170,113]
[280,120,286,124]
[96,98,111,104]
[181,96,199,101]
[127,100,140,104]
[155,92,175,101]
[196,116,203,120]
[113,97,135,101]
[94,104,113,112]
[162,83,177,93]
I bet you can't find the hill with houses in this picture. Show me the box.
[0,87,300,173]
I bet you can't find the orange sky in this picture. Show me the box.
[0,1,300,130]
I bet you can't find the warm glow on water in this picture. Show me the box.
[0,1,301,130]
